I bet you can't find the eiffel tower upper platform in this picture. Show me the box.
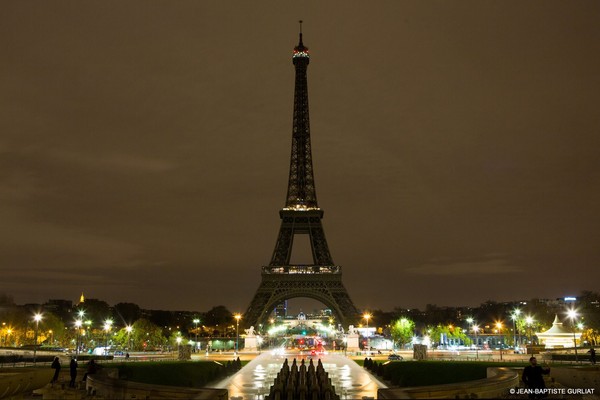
[243,26,360,328]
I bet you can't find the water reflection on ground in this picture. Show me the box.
[213,351,386,399]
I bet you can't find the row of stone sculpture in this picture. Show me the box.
[266,358,340,400]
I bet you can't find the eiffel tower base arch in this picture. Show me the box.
[243,266,360,329]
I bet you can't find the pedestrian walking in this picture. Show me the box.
[69,358,78,388]
[588,347,596,365]
[50,356,61,385]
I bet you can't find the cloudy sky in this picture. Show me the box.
[1,1,599,314]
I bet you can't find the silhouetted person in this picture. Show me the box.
[69,358,78,388]
[50,356,61,385]
[588,347,596,365]
[522,356,550,399]
[82,359,98,381]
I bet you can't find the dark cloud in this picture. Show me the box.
[1,1,599,312]
[406,256,522,276]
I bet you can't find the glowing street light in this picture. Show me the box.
[496,321,504,360]
[75,319,83,356]
[33,313,43,364]
[473,325,480,360]
[363,313,372,354]
[567,309,580,362]
[104,319,113,356]
[193,318,200,352]
[126,325,133,351]
[234,314,241,355]
[466,317,478,358]
[525,316,534,345]
[511,309,521,351]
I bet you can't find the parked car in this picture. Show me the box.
[388,354,403,361]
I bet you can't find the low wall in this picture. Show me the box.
[0,368,54,399]
[378,367,518,399]
[551,366,600,392]
[87,374,228,400]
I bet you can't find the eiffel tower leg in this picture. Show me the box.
[308,224,333,265]
[270,226,294,265]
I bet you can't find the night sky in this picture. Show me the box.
[2,2,599,314]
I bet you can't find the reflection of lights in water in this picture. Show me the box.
[220,353,382,399]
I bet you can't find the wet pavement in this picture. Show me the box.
[212,352,386,400]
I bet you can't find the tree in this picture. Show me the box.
[39,312,65,346]
[0,307,28,347]
[130,319,167,351]
[516,317,544,344]
[203,306,233,327]
[579,291,600,338]
[581,328,599,346]
[389,317,414,350]
[429,324,471,347]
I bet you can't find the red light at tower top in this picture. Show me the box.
[293,47,309,58]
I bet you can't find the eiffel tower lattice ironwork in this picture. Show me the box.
[244,29,360,328]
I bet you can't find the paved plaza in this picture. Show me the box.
[213,351,387,400]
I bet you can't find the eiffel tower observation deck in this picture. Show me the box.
[244,26,360,328]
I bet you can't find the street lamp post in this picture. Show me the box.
[577,323,584,362]
[193,319,200,352]
[33,313,42,364]
[363,313,372,355]
[234,314,241,355]
[525,316,534,346]
[473,325,479,360]
[75,319,82,357]
[496,322,504,360]
[511,309,521,352]
[176,336,182,354]
[84,320,92,351]
[466,318,479,359]
[126,326,133,352]
[567,309,580,362]
[104,319,113,356]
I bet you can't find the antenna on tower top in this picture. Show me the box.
[298,20,304,46]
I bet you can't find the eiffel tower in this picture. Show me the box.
[244,27,360,328]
